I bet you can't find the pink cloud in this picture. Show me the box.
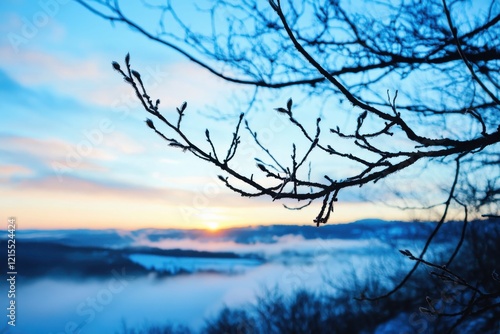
[13,174,193,203]
[3,135,112,159]
[0,164,34,182]
[0,47,103,84]
[0,164,33,176]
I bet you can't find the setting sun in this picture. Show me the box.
[205,221,220,231]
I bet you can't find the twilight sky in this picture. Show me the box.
[0,1,431,230]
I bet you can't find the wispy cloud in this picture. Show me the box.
[0,163,33,182]
[0,46,123,107]
[0,44,240,111]
[14,175,167,199]
[0,46,103,84]
[0,134,113,172]
[103,132,144,155]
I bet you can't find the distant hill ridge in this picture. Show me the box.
[6,219,478,248]
[2,219,492,279]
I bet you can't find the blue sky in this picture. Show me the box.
[0,0,434,230]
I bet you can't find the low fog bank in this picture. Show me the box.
[2,219,495,333]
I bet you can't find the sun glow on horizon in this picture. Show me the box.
[205,221,220,231]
